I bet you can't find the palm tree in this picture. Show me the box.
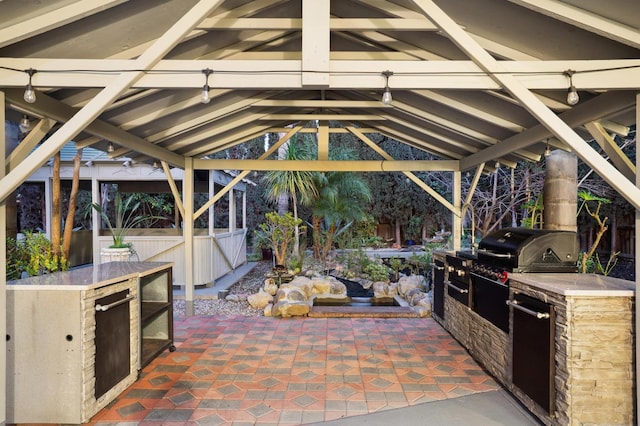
[310,147,372,260]
[263,136,317,254]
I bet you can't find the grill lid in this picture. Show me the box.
[477,227,578,272]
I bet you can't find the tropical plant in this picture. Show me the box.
[92,193,160,249]
[310,147,372,260]
[576,190,616,274]
[263,136,318,254]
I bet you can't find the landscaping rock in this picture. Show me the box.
[398,274,426,296]
[330,280,347,295]
[413,305,431,317]
[248,289,274,309]
[372,281,398,298]
[264,278,278,296]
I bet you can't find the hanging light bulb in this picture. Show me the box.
[544,139,551,157]
[564,70,579,106]
[201,68,213,104]
[381,70,393,105]
[107,142,115,153]
[23,68,37,103]
[19,115,31,133]
[152,160,160,169]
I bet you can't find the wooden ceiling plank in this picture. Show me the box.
[302,0,330,87]
[0,0,226,203]
[507,0,640,49]
[584,121,635,181]
[0,0,130,48]
[413,0,640,210]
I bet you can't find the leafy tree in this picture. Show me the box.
[263,135,318,254]
[258,211,304,267]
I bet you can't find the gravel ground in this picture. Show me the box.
[173,261,272,317]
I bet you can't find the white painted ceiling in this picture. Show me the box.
[0,0,638,202]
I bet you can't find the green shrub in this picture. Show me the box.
[363,261,390,282]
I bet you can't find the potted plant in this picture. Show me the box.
[92,193,159,262]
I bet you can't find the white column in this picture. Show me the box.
[452,170,462,251]
[208,170,215,236]
[635,92,639,423]
[242,190,247,230]
[183,158,195,315]
[0,90,7,423]
[228,188,235,232]
[91,178,100,264]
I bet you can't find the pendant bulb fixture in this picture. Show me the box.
[381,70,393,105]
[564,69,579,106]
[19,114,31,133]
[23,68,37,104]
[544,139,551,157]
[107,142,115,153]
[201,68,213,104]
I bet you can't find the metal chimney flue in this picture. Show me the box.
[543,150,577,232]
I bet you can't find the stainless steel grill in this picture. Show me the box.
[470,227,578,332]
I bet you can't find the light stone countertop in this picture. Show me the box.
[7,261,173,291]
[509,272,635,297]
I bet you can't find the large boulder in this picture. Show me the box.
[398,274,426,297]
[287,276,314,297]
[248,289,274,309]
[372,281,398,298]
[271,285,311,317]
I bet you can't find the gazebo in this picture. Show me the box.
[1,0,639,422]
[18,144,250,286]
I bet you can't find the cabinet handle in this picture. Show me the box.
[506,300,550,319]
[446,282,469,294]
[96,294,136,312]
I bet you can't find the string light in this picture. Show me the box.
[201,68,212,104]
[564,69,579,106]
[23,68,36,103]
[19,114,31,133]
[381,70,393,105]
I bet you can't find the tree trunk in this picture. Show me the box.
[276,136,289,215]
[62,148,83,259]
[394,219,401,245]
[312,215,322,259]
[51,152,61,256]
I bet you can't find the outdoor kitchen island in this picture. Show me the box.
[433,250,635,425]
[6,261,174,424]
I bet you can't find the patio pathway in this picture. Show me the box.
[89,315,511,425]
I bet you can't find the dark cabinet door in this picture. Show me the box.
[95,290,131,399]
[433,260,445,319]
[511,292,555,414]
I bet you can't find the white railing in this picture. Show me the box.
[96,229,247,286]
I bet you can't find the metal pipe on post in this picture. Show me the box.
[543,150,577,232]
